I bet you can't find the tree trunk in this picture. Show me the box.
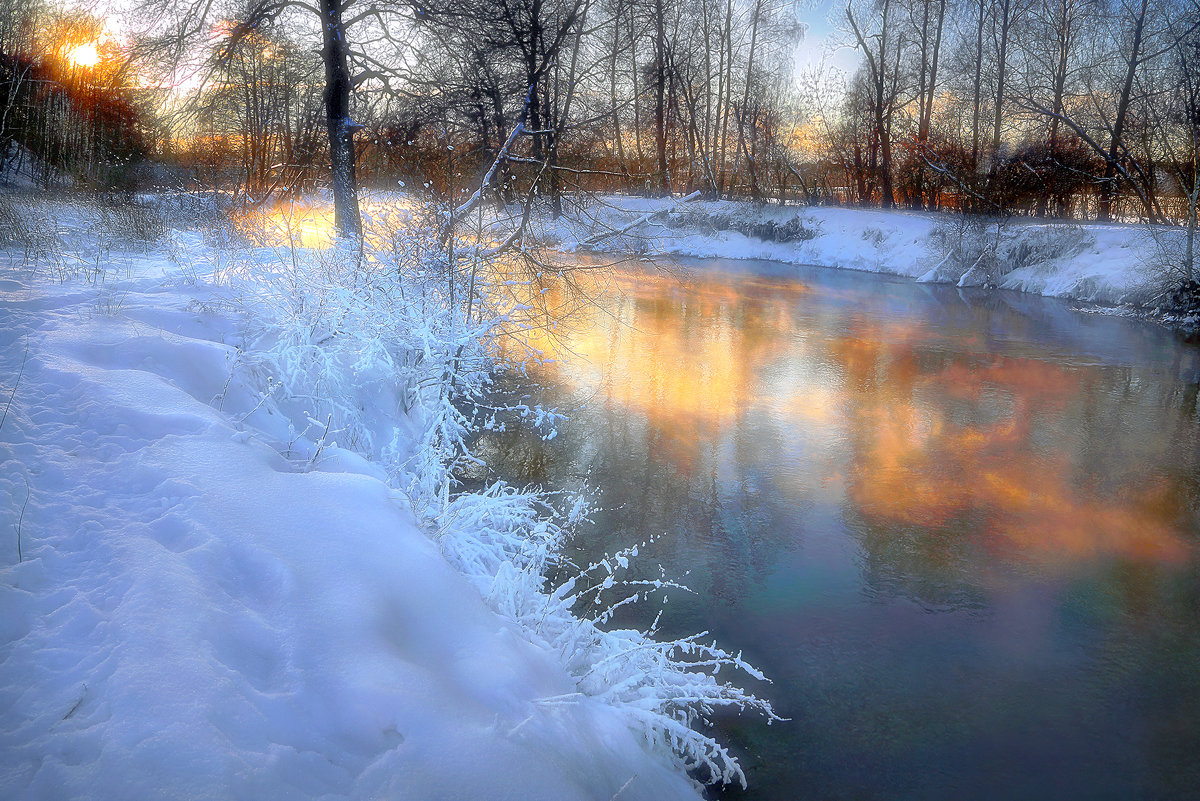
[654,0,669,194]
[630,2,643,169]
[971,0,986,175]
[1042,0,1074,217]
[609,2,630,183]
[1098,0,1148,222]
[717,0,734,195]
[914,0,946,210]
[989,0,1012,185]
[319,0,361,239]
[734,0,762,199]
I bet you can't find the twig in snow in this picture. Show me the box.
[609,774,637,800]
[16,475,29,563]
[0,339,29,432]
[310,413,334,466]
[505,713,536,737]
[61,684,87,721]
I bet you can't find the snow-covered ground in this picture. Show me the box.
[0,199,771,800]
[538,195,1183,309]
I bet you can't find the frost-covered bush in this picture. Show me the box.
[666,207,820,243]
[94,197,166,247]
[225,206,496,497]
[1156,278,1200,332]
[999,224,1093,272]
[0,195,30,245]
[860,225,887,247]
[439,488,780,788]
[143,190,235,231]
[665,209,721,235]
[0,194,172,277]
[0,196,63,267]
[772,215,822,243]
[928,217,1096,286]
[221,200,778,788]
[927,215,1004,286]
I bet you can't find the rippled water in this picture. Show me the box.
[478,255,1200,800]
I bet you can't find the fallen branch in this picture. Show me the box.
[580,191,703,247]
[441,83,536,242]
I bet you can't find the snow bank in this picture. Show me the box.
[0,213,703,799]
[540,196,1177,308]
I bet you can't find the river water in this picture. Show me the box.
[477,255,1200,800]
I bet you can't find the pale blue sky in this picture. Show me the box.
[793,0,862,78]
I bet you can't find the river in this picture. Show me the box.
[475,254,1200,800]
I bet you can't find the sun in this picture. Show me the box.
[66,42,100,68]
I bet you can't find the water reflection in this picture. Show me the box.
[482,256,1200,800]
[504,260,1197,574]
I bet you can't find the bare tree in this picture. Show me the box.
[205,24,322,199]
[137,0,426,237]
[904,0,948,208]
[1148,0,1200,279]
[1014,0,1092,215]
[846,0,908,207]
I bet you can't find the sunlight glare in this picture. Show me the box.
[67,42,100,68]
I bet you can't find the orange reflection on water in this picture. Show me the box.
[522,265,1192,569]
[514,267,839,477]
[520,268,811,428]
[845,348,1190,566]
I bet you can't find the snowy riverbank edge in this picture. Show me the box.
[0,201,762,801]
[535,195,1193,326]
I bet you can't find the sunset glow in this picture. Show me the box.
[66,42,100,68]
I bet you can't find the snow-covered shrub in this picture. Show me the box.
[224,205,493,490]
[93,197,166,247]
[219,199,778,788]
[665,207,819,243]
[999,224,1093,272]
[143,190,234,231]
[0,195,30,245]
[1134,223,1197,316]
[0,194,171,280]
[928,218,1096,287]
[0,196,64,269]
[771,215,822,242]
[1154,278,1200,332]
[860,225,887,247]
[665,209,721,235]
[438,492,779,788]
[927,215,1004,286]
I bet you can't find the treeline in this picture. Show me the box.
[14,0,1194,239]
[158,0,805,212]
[822,0,1199,225]
[363,0,806,205]
[0,0,150,188]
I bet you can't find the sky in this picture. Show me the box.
[792,0,862,78]
[77,0,862,89]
